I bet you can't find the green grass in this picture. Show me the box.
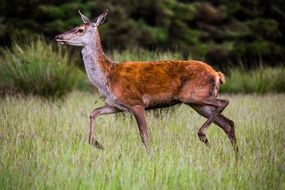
[0,92,285,189]
[109,48,185,62]
[0,37,87,98]
[220,66,285,94]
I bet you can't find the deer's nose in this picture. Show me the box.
[55,35,63,41]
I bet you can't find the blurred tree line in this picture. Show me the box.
[1,0,285,68]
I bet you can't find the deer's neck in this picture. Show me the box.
[81,29,114,98]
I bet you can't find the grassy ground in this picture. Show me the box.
[0,92,285,190]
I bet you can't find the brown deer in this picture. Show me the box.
[55,10,238,153]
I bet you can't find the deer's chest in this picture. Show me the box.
[82,54,127,111]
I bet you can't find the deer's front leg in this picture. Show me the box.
[89,105,119,149]
[130,105,149,150]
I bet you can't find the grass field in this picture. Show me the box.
[0,92,285,190]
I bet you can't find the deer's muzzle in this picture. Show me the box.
[55,35,65,45]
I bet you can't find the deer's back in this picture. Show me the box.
[109,60,219,107]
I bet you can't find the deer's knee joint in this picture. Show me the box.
[90,114,97,120]
[223,99,229,105]
[219,99,229,108]
[228,119,234,128]
[90,110,100,120]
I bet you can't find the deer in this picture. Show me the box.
[55,10,238,154]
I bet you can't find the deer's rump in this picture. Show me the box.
[109,60,220,107]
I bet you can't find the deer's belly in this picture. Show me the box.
[142,92,179,108]
[145,99,181,110]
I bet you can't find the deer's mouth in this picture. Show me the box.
[56,40,66,45]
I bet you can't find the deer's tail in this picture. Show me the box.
[217,71,225,84]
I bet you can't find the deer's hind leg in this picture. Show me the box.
[191,105,238,153]
[178,76,229,145]
[181,96,229,146]
[194,98,229,145]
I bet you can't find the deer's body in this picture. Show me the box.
[56,10,238,154]
[110,60,221,109]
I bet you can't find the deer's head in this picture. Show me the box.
[55,10,108,46]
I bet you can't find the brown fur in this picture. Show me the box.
[108,60,222,108]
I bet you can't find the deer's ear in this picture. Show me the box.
[93,9,108,26]
[78,10,91,23]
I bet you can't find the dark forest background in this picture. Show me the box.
[1,0,285,68]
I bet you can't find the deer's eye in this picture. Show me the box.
[77,29,84,33]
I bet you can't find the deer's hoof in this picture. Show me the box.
[89,138,104,150]
[198,135,210,147]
